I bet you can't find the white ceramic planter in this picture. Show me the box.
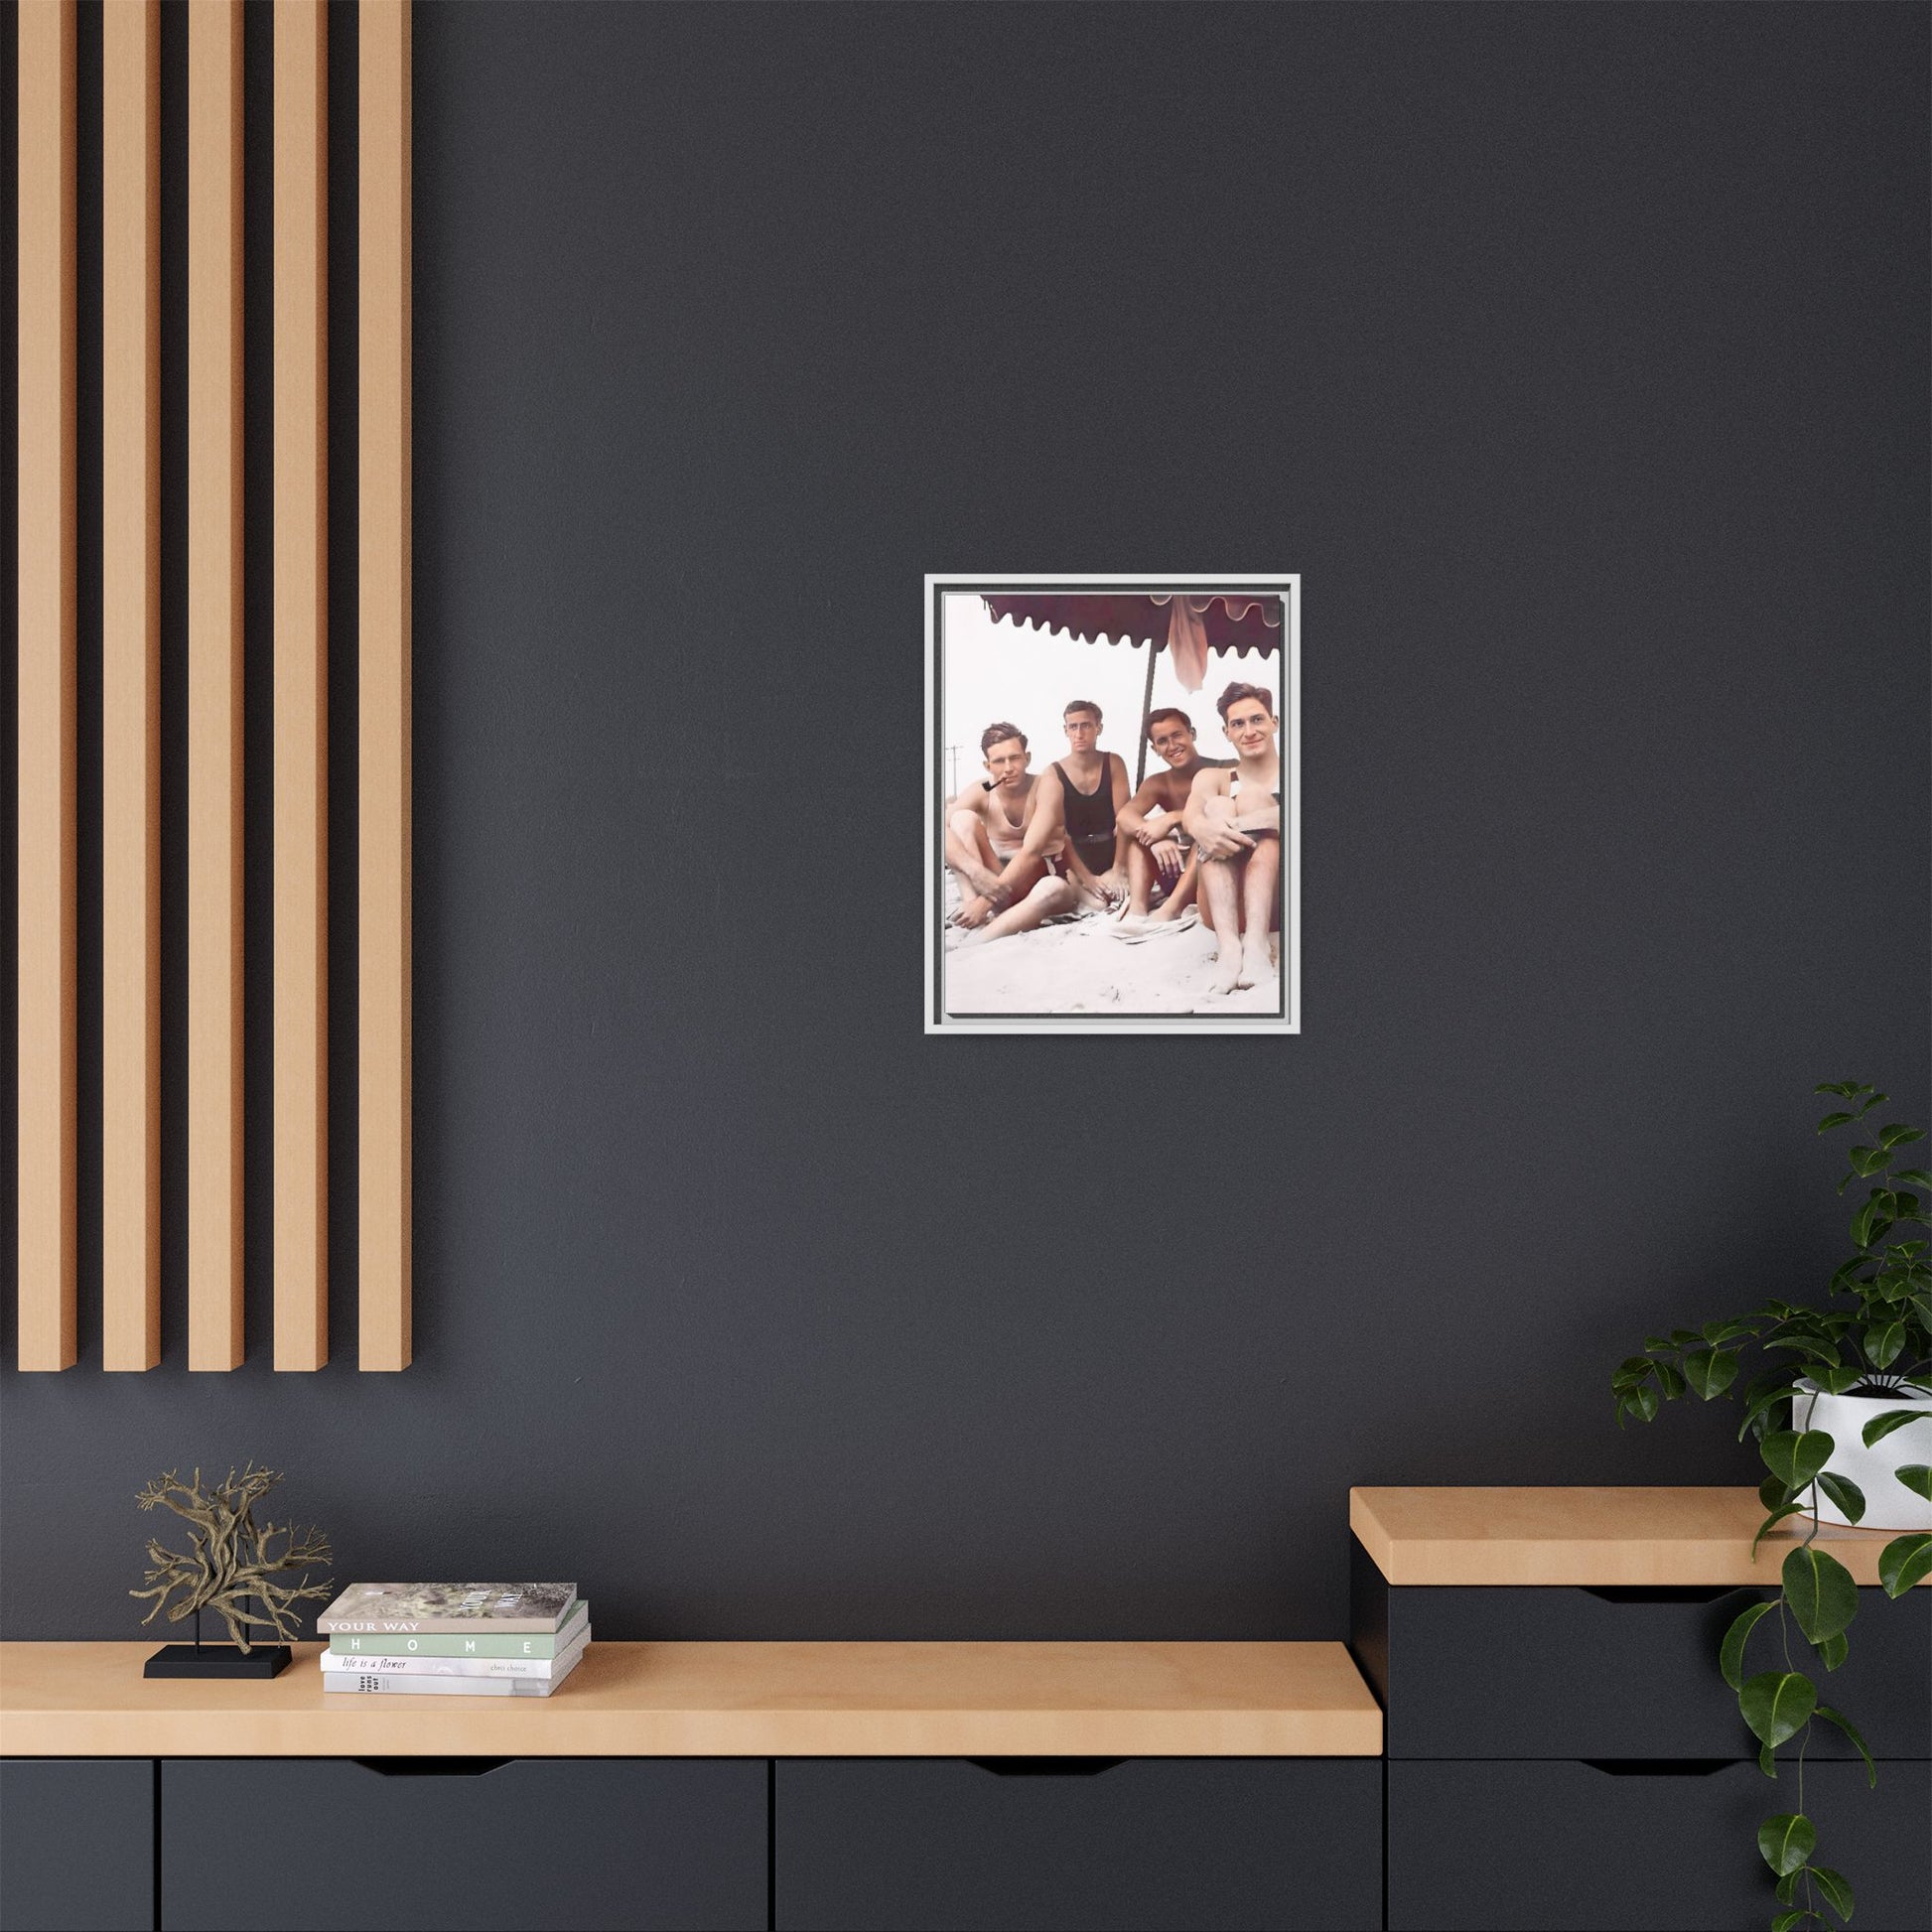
[1793,1379,1932,1532]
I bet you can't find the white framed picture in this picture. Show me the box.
[925,576,1301,1035]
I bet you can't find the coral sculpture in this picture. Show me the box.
[131,1465,334,1652]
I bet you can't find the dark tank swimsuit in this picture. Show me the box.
[1053,759,1118,878]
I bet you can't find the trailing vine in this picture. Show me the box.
[1612,1082,1932,1931]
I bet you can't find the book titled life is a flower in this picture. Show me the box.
[317,1583,577,1635]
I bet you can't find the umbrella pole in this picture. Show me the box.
[1134,640,1160,790]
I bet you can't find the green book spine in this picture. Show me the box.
[329,1603,586,1659]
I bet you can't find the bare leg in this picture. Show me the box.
[1235,840,1281,988]
[1125,842,1159,918]
[1200,857,1243,993]
[962,873,1077,946]
[945,811,1004,901]
[1151,854,1199,922]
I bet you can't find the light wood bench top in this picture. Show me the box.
[1351,1486,1926,1587]
[0,1640,1382,1758]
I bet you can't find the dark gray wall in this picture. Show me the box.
[3,2,1927,1641]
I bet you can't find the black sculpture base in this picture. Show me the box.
[145,1643,292,1679]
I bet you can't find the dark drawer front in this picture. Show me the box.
[1389,1758,1932,1931]
[0,1760,153,1932]
[161,1758,765,1931]
[1352,1541,1932,1759]
[774,1757,1379,1932]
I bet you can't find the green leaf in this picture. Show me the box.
[1893,1169,1932,1190]
[1810,1863,1855,1922]
[1616,1383,1658,1427]
[1816,1111,1856,1132]
[1815,1630,1849,1672]
[1816,1472,1865,1524]
[1856,1089,1888,1117]
[1762,1430,1835,1490]
[1759,1737,1778,1777]
[1739,1670,1817,1747]
[1702,1319,1755,1345]
[1683,1347,1738,1399]
[1653,1358,1687,1399]
[1760,1474,1795,1511]
[1739,1380,1798,1442]
[1720,1598,1776,1690]
[1814,1081,1857,1097]
[1878,1533,1932,1596]
[1810,1364,1865,1395]
[1758,1813,1815,1877]
[1769,1907,1806,1932]
[1829,1256,1870,1293]
[1894,1464,1932,1502]
[1878,1123,1926,1150]
[1782,1547,1860,1643]
[1774,1872,1801,1907]
[1850,1145,1889,1176]
[1813,1705,1876,1787]
[1852,1193,1894,1248]
[1753,1502,1810,1556]
[1864,1320,1906,1369]
[1767,1338,1845,1367]
[1862,1408,1930,1448]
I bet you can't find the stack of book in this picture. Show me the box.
[316,1584,590,1698]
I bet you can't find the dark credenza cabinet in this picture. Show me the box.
[775,1757,1381,1931]
[161,1758,768,1931]
[1351,1539,1932,1932]
[1,1755,1379,1932]
[1388,1758,1932,1932]
[0,1760,154,1932]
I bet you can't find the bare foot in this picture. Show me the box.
[1236,939,1273,989]
[1208,945,1242,995]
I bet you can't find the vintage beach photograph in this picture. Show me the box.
[925,578,1301,1034]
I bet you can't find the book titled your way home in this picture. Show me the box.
[317,1583,577,1635]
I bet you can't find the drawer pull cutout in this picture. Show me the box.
[1580,1586,1749,1605]
[968,1757,1126,1777]
[351,1757,512,1777]
[1583,1759,1734,1777]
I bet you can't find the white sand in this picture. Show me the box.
[943,908,1282,1018]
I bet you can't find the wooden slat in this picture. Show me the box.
[187,0,244,1370]
[0,1641,1385,1758]
[1348,1487,1931,1588]
[359,0,411,1369]
[101,0,162,1372]
[16,1,77,1372]
[273,0,328,1370]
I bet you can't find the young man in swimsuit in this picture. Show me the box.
[946,723,1079,943]
[1007,699,1130,911]
[1182,682,1284,996]
[1115,706,1218,925]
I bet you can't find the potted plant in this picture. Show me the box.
[1611,1081,1932,1932]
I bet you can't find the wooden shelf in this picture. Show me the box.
[1351,1486,1928,1587]
[0,1640,1382,1758]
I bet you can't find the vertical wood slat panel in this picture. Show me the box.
[188,0,244,1369]
[16,1,78,1371]
[274,0,328,1370]
[101,0,162,1371]
[359,0,412,1369]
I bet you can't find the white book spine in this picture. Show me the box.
[319,1634,589,1679]
[323,1662,577,1698]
